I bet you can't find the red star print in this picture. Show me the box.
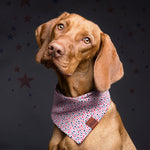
[141,27,145,32]
[128,32,133,37]
[24,16,32,22]
[16,45,22,51]
[134,68,139,73]
[108,7,113,13]
[130,89,135,93]
[20,0,30,7]
[15,66,20,72]
[18,73,33,88]
[129,58,134,63]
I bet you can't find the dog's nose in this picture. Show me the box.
[48,43,65,57]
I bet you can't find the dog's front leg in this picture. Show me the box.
[49,125,65,150]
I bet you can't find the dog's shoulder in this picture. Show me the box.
[100,100,124,132]
[106,100,119,119]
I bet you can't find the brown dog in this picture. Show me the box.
[35,12,136,150]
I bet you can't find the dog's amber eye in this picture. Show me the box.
[83,37,91,44]
[57,24,64,30]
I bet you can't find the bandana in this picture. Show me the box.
[51,88,111,144]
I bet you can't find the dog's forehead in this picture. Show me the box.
[59,13,101,35]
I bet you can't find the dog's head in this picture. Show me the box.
[35,12,124,92]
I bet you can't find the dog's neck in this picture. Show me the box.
[56,60,95,97]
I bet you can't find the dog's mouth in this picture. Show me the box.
[41,52,71,74]
[41,55,80,76]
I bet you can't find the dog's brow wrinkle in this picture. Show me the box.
[66,20,70,26]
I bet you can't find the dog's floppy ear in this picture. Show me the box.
[94,32,124,92]
[35,18,57,48]
[35,12,70,63]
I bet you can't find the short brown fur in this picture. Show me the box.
[35,12,136,150]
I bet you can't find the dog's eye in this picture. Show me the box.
[83,37,91,44]
[57,24,64,30]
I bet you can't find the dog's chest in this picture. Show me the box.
[55,110,123,150]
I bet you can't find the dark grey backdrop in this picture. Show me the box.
[0,0,150,149]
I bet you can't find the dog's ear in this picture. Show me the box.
[35,12,70,63]
[35,18,56,48]
[94,32,124,92]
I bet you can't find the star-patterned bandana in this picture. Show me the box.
[51,88,111,144]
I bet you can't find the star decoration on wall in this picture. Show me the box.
[11,26,16,31]
[24,16,32,22]
[53,0,59,3]
[18,73,33,88]
[15,66,20,72]
[108,7,114,13]
[20,0,30,7]
[130,89,135,94]
[8,33,13,40]
[16,45,22,51]
[6,1,12,6]
[26,42,30,47]
[0,49,3,54]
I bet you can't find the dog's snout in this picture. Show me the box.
[48,43,65,57]
[49,45,54,51]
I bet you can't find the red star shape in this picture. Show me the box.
[128,32,133,37]
[20,0,30,7]
[108,7,113,13]
[15,66,20,72]
[18,73,33,88]
[141,27,145,32]
[16,45,22,51]
[130,89,135,93]
[24,16,32,22]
